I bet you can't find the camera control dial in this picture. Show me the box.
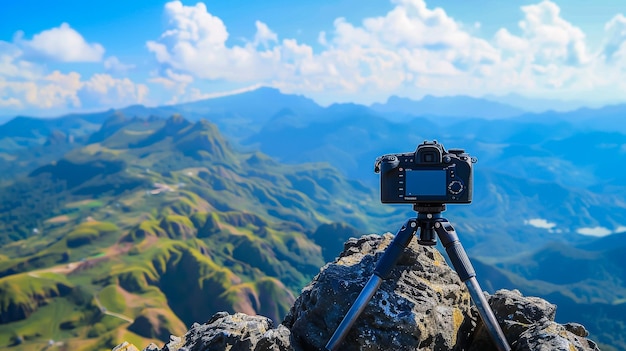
[448,180,464,195]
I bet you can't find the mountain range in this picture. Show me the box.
[0,87,625,350]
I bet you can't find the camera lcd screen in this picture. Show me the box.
[405,170,446,196]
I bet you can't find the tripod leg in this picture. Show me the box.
[434,220,511,351]
[325,274,383,351]
[325,219,418,351]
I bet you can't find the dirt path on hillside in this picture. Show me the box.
[93,293,134,323]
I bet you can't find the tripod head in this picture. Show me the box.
[413,203,446,246]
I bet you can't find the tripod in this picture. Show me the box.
[325,204,511,351]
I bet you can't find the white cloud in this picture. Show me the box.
[603,14,626,63]
[0,25,146,112]
[1,69,148,110]
[188,83,264,101]
[0,47,146,111]
[78,74,148,107]
[524,218,557,230]
[518,1,590,66]
[6,0,626,111]
[146,1,237,79]
[147,0,308,103]
[254,21,278,48]
[146,0,502,102]
[17,23,104,62]
[148,68,195,104]
[615,226,626,233]
[0,43,42,80]
[104,56,135,73]
[576,227,613,237]
[149,76,177,90]
[0,96,21,108]
[572,225,626,237]
[145,0,626,105]
[0,71,81,109]
[525,220,626,238]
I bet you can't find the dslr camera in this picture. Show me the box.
[374,140,476,204]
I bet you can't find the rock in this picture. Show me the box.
[515,322,599,351]
[565,323,590,337]
[469,289,600,351]
[161,334,185,351]
[156,312,276,351]
[113,341,141,351]
[284,233,474,351]
[143,344,160,351]
[114,234,600,351]
[254,324,292,351]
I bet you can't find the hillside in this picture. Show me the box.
[0,114,390,350]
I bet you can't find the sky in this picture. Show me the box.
[2,0,626,116]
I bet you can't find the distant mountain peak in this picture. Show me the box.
[371,94,525,119]
[163,114,192,134]
[242,85,282,95]
[172,86,324,128]
[166,113,189,125]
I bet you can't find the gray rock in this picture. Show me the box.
[564,323,589,337]
[515,322,599,351]
[117,234,601,351]
[254,324,292,351]
[284,233,474,351]
[181,312,275,351]
[142,344,160,351]
[468,289,599,351]
[112,341,140,351]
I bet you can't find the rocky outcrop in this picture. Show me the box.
[285,233,474,350]
[469,290,599,351]
[116,234,600,351]
[158,312,289,351]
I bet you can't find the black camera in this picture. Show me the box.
[374,140,476,204]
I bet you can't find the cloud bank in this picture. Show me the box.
[3,0,626,112]
[524,218,557,230]
[0,23,147,112]
[575,226,626,237]
[146,0,626,105]
[524,218,626,237]
[16,23,105,63]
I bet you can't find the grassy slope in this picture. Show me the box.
[0,115,376,349]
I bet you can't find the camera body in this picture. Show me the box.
[375,140,475,204]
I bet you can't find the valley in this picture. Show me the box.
[0,89,625,350]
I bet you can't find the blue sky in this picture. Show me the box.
[2,0,626,116]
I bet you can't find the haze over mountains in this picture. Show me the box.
[1,87,625,350]
[5,87,626,252]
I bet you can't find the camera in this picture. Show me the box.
[374,140,476,204]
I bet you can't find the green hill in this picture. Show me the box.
[0,114,383,350]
